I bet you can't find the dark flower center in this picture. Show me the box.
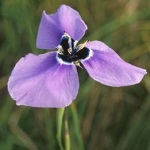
[57,33,90,66]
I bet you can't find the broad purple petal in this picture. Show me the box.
[36,11,63,49]
[57,5,87,41]
[36,5,87,49]
[86,40,123,60]
[82,41,147,87]
[8,52,79,108]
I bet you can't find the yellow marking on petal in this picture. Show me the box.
[64,32,71,39]
[76,40,88,52]
[67,48,72,54]
[74,61,83,69]
[57,47,64,54]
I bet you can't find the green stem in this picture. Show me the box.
[71,103,84,150]
[65,113,70,150]
[57,108,65,150]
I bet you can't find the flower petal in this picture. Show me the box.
[8,52,79,108]
[82,41,147,87]
[57,5,87,41]
[36,11,63,49]
[36,5,87,49]
[86,40,123,60]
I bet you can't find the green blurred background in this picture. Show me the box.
[0,0,150,150]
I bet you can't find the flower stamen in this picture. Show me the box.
[73,61,83,68]
[76,40,88,52]
[57,33,92,65]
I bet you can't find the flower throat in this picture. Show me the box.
[57,33,90,67]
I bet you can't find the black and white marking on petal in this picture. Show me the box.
[56,32,93,66]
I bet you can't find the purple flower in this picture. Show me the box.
[8,5,147,108]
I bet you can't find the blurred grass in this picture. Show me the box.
[0,0,150,150]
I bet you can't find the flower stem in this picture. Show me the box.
[65,113,70,150]
[57,108,65,150]
[71,103,84,150]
